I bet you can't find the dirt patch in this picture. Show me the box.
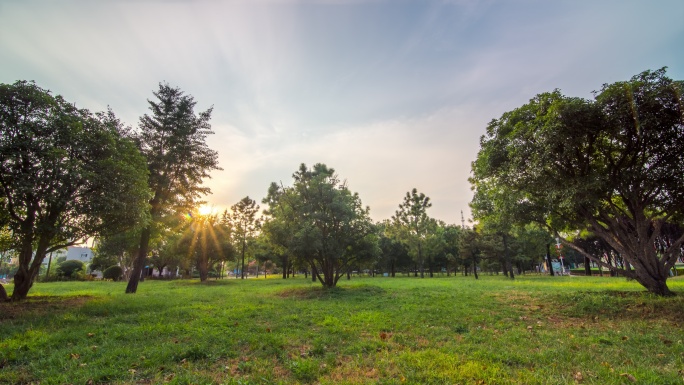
[0,295,93,321]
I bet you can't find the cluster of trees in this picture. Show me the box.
[257,169,553,288]
[2,68,680,300]
[469,68,684,296]
[0,81,220,300]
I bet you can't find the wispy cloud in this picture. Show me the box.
[1,0,681,224]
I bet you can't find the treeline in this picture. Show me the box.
[3,67,682,300]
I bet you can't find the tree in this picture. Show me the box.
[470,175,519,279]
[126,84,220,293]
[471,68,684,296]
[263,163,377,288]
[56,260,86,279]
[458,227,481,279]
[377,221,411,277]
[92,229,139,272]
[227,197,261,279]
[0,81,150,300]
[391,188,433,278]
[177,212,234,282]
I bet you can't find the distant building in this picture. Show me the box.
[66,246,94,264]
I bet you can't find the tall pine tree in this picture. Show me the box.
[126,84,220,294]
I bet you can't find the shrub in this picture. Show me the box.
[56,260,86,279]
[102,265,123,281]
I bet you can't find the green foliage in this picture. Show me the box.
[470,68,684,295]
[175,213,234,281]
[126,83,221,293]
[56,260,86,279]
[390,189,434,277]
[226,196,261,279]
[262,163,377,287]
[102,266,123,281]
[0,81,151,300]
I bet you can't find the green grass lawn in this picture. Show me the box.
[1,275,683,384]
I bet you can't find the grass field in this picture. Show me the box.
[1,275,683,384]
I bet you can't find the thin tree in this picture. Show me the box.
[227,197,261,279]
[391,188,433,278]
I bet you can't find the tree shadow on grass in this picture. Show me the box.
[550,290,684,321]
[277,285,385,300]
[0,295,93,322]
[168,279,240,287]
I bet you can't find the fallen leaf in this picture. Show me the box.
[87,333,95,338]
[621,336,629,341]
[380,332,388,340]
[620,373,637,382]
[70,353,80,360]
[573,372,583,382]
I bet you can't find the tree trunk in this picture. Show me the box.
[126,226,151,294]
[501,259,509,278]
[45,252,53,280]
[0,284,7,302]
[391,261,395,277]
[240,236,246,279]
[503,234,514,280]
[198,253,209,282]
[634,271,675,296]
[473,263,479,279]
[584,256,592,276]
[546,243,554,277]
[281,256,288,279]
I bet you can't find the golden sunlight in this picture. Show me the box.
[198,204,214,216]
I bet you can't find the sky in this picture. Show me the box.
[1,0,682,224]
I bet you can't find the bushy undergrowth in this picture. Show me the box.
[1,275,683,384]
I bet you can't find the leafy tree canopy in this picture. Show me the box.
[263,163,377,287]
[470,68,684,296]
[0,81,151,300]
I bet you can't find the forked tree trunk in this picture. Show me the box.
[12,234,50,301]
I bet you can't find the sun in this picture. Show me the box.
[198,204,214,216]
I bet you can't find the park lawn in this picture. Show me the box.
[1,275,683,385]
